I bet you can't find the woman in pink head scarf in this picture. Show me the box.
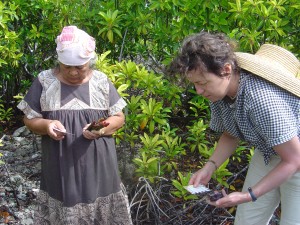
[17,26,132,224]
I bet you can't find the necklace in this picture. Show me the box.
[228,74,241,100]
[229,92,237,100]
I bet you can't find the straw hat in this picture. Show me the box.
[235,44,300,97]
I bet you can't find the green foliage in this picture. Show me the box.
[247,146,255,163]
[139,133,164,156]
[197,142,217,159]
[186,119,209,153]
[137,98,171,134]
[124,95,143,133]
[0,101,13,122]
[188,91,210,118]
[0,1,22,67]
[2,0,298,118]
[161,131,187,160]
[98,10,123,43]
[133,152,159,183]
[123,131,139,149]
[213,159,233,188]
[228,0,300,53]
[171,171,198,201]
[160,130,187,172]
[95,51,115,77]
[232,141,253,163]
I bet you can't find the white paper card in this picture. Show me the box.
[184,185,210,194]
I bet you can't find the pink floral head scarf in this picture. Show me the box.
[56,26,96,66]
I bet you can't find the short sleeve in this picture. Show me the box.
[108,79,127,116]
[247,84,298,147]
[17,77,43,119]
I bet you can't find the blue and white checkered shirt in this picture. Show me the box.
[210,71,300,164]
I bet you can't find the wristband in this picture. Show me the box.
[207,159,218,170]
[248,187,257,202]
[99,128,105,136]
[96,128,105,139]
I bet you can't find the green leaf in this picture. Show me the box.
[107,30,114,43]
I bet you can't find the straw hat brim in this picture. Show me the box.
[235,46,300,98]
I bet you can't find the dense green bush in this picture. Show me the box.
[1,0,299,108]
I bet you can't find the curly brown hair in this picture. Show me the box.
[169,31,239,78]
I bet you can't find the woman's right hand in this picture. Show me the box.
[188,163,215,187]
[23,117,65,140]
[47,120,66,140]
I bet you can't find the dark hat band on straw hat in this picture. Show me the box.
[235,44,300,97]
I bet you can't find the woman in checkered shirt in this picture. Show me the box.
[170,31,300,225]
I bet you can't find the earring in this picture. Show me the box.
[221,72,230,76]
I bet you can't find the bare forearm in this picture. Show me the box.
[208,132,239,168]
[251,137,300,199]
[24,117,53,135]
[252,161,299,199]
[99,112,125,136]
[211,136,300,208]
[189,131,240,186]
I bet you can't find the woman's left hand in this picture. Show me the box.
[82,123,101,140]
[207,190,250,208]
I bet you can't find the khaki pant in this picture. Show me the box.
[234,150,300,225]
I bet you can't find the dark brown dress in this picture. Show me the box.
[17,69,132,225]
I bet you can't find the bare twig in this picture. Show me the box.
[118,28,128,62]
